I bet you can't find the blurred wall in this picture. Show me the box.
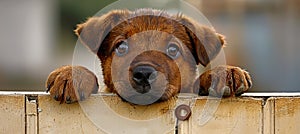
[196,0,300,92]
[0,0,57,90]
[0,0,299,92]
[0,0,116,90]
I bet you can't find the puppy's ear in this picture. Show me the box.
[74,10,130,54]
[179,17,226,67]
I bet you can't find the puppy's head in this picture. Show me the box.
[75,9,225,105]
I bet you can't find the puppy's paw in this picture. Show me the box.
[196,65,252,97]
[46,66,98,104]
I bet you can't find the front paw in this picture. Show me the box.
[196,65,252,97]
[46,66,98,104]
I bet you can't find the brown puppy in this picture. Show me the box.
[46,9,252,104]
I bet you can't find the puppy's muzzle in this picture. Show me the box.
[132,65,158,93]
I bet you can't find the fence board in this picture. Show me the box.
[38,95,103,134]
[274,97,300,134]
[190,98,263,134]
[1,92,300,134]
[0,95,25,134]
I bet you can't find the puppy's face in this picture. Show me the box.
[108,30,196,105]
[75,9,225,105]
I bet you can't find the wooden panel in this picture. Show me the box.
[0,95,25,134]
[26,95,38,134]
[38,94,176,134]
[263,97,275,134]
[38,94,266,134]
[38,95,104,134]
[2,92,300,134]
[190,97,263,134]
[274,97,300,134]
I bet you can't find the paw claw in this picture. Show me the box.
[53,95,59,101]
[235,84,245,96]
[46,82,54,93]
[65,96,72,104]
[221,86,231,97]
[245,75,252,88]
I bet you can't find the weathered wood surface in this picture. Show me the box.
[0,95,25,134]
[1,92,300,134]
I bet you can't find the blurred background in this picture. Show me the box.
[0,0,299,92]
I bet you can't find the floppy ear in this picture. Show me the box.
[179,17,226,67]
[74,10,130,54]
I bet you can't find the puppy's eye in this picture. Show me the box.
[115,41,129,56]
[166,43,180,59]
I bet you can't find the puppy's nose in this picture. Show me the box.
[132,66,157,85]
